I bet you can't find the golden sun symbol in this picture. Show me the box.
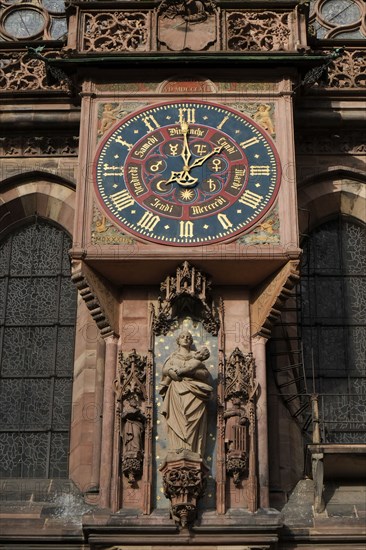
[180,189,194,201]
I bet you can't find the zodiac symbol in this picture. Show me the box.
[169,144,179,156]
[206,178,217,192]
[212,159,222,172]
[194,144,207,155]
[150,160,164,172]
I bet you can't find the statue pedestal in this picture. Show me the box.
[160,450,209,528]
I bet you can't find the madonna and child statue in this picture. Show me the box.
[159,330,213,458]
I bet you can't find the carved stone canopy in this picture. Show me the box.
[151,261,220,336]
[225,348,257,402]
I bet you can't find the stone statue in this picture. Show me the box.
[121,397,145,454]
[160,331,213,457]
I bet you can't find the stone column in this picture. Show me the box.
[91,337,105,490]
[99,334,118,509]
[252,335,269,508]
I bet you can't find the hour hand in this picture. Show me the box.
[188,145,224,169]
[158,170,198,188]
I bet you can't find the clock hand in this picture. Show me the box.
[158,170,198,188]
[188,145,224,169]
[158,145,223,189]
[180,118,192,170]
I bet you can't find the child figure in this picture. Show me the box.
[160,331,210,395]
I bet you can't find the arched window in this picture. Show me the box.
[0,220,76,477]
[301,217,366,443]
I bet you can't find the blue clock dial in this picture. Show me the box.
[94,101,281,246]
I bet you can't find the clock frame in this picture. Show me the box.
[93,100,281,246]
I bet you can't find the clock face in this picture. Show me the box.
[94,101,281,246]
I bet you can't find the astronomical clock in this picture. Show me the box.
[70,1,302,538]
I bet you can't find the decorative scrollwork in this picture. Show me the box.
[0,51,68,92]
[324,49,366,88]
[82,11,149,52]
[226,11,291,52]
[150,261,220,336]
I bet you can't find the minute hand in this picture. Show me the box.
[188,146,223,169]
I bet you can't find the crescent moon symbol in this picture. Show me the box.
[156,179,169,191]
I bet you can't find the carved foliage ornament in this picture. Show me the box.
[114,349,147,485]
[226,11,291,52]
[0,135,78,157]
[324,50,366,88]
[0,51,68,92]
[151,261,220,336]
[82,11,148,52]
[161,460,208,527]
[224,348,258,487]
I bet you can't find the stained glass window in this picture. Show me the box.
[309,0,366,39]
[0,220,76,477]
[0,0,67,41]
[301,218,366,443]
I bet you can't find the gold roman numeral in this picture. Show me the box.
[217,213,233,229]
[110,190,135,210]
[238,190,263,209]
[240,137,260,149]
[142,115,160,132]
[250,165,270,176]
[179,220,194,238]
[217,116,229,130]
[115,136,133,150]
[178,108,196,125]
[137,211,160,231]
